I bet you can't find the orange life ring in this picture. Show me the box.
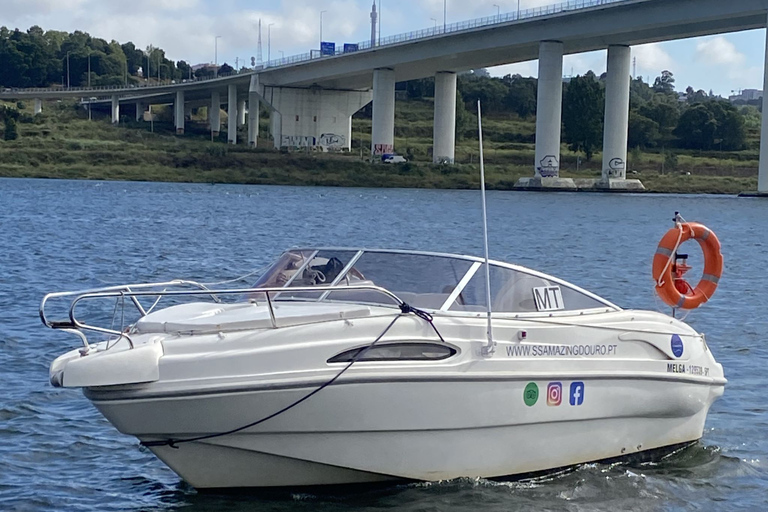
[652,222,723,310]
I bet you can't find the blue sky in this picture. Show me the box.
[2,0,765,96]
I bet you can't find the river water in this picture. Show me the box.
[1,178,766,511]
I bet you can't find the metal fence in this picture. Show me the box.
[1,0,634,96]
[262,0,634,69]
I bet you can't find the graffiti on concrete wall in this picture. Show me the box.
[318,133,346,149]
[373,144,394,156]
[282,135,315,148]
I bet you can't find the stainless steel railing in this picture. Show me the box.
[41,281,404,353]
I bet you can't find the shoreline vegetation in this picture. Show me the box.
[0,25,762,195]
[0,98,758,195]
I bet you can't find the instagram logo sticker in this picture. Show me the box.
[547,382,563,406]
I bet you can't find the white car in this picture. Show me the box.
[382,154,407,163]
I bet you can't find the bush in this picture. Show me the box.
[4,118,19,140]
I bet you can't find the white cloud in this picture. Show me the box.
[696,36,745,66]
[632,43,675,76]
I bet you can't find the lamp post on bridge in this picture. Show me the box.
[494,4,500,21]
[268,23,275,64]
[214,35,222,77]
[443,0,447,32]
[431,17,437,31]
[66,51,71,89]
[320,10,327,47]
[518,0,521,19]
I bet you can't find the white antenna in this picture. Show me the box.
[477,100,495,356]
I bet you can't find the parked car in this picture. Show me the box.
[382,154,407,163]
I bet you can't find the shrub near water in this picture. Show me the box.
[0,97,758,194]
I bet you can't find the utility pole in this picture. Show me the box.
[214,36,221,77]
[320,10,327,46]
[268,23,274,63]
[257,19,263,65]
[66,51,70,88]
[443,0,447,32]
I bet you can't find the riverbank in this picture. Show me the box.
[0,99,758,194]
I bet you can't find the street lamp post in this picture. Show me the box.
[66,51,71,88]
[494,4,500,21]
[268,23,275,64]
[320,10,327,47]
[214,35,222,77]
[518,0,521,19]
[430,17,437,31]
[443,0,447,32]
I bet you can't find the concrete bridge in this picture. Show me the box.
[3,0,768,193]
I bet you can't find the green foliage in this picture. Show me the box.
[4,117,18,140]
[0,25,205,88]
[563,73,604,160]
[674,100,746,151]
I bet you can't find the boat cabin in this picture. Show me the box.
[253,249,616,315]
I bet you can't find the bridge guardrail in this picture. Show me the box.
[1,0,632,96]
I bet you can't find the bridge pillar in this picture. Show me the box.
[263,86,371,151]
[515,41,576,190]
[228,84,238,144]
[759,18,768,193]
[248,95,259,147]
[175,90,185,135]
[433,72,457,164]
[210,91,221,137]
[33,99,42,115]
[371,68,396,158]
[534,41,563,178]
[271,111,282,149]
[111,95,120,124]
[136,102,145,122]
[602,45,631,181]
[238,99,247,127]
[248,74,261,148]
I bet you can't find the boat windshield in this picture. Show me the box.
[254,249,613,313]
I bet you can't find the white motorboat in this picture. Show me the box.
[43,246,726,489]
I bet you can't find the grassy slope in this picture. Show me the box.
[0,98,758,194]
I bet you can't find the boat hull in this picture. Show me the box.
[89,377,724,488]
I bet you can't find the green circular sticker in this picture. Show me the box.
[524,382,539,407]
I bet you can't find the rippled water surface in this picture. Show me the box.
[1,178,767,511]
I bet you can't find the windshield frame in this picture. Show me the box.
[258,247,620,315]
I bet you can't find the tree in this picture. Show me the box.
[503,74,537,118]
[628,111,660,148]
[4,117,18,140]
[455,88,472,140]
[219,62,235,75]
[563,73,604,160]
[675,104,717,149]
[653,70,676,95]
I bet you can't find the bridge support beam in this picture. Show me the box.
[210,91,221,137]
[433,72,457,164]
[111,95,120,124]
[248,75,260,148]
[136,102,145,122]
[759,17,768,194]
[515,41,576,190]
[602,45,631,181]
[238,98,247,127]
[263,86,371,151]
[228,84,238,144]
[371,68,396,158]
[534,41,563,179]
[175,90,185,135]
[33,99,42,115]
[248,95,259,147]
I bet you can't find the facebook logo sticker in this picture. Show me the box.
[569,382,585,406]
